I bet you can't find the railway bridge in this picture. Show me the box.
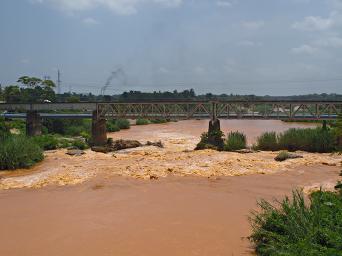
[1,100,341,145]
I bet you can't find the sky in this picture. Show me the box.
[1,0,342,95]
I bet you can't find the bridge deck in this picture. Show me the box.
[1,101,341,120]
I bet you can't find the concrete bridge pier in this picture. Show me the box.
[26,110,42,136]
[207,118,224,150]
[91,110,107,146]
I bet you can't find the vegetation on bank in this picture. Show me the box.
[136,118,150,125]
[255,128,337,153]
[249,187,342,256]
[0,136,44,170]
[224,131,247,151]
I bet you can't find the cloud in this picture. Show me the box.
[291,44,318,54]
[314,36,342,48]
[83,17,99,25]
[20,58,30,64]
[241,21,265,30]
[30,0,183,15]
[216,0,235,7]
[292,16,333,31]
[237,40,261,47]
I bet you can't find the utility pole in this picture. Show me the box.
[57,69,61,94]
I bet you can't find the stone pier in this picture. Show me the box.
[26,110,42,136]
[207,118,224,150]
[91,110,107,146]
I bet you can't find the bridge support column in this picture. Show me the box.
[91,110,107,146]
[207,118,224,150]
[26,110,42,136]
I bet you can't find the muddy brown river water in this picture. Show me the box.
[0,120,341,256]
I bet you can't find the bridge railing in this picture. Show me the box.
[1,101,341,120]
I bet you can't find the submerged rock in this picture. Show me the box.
[66,149,85,156]
[146,141,164,148]
[275,151,303,162]
[91,139,142,153]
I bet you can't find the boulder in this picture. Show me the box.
[91,139,142,153]
[66,149,85,156]
[275,151,303,162]
[146,141,164,148]
[111,139,142,151]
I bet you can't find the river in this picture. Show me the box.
[0,120,341,256]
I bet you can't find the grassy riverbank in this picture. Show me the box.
[249,186,342,256]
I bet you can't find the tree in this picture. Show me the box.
[17,76,42,87]
[4,85,21,102]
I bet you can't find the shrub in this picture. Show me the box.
[42,119,91,136]
[136,118,150,125]
[32,135,59,150]
[278,128,336,153]
[224,131,247,151]
[195,130,225,151]
[0,117,10,138]
[255,128,337,153]
[0,136,44,170]
[116,119,130,129]
[106,121,120,132]
[71,139,88,150]
[249,189,342,256]
[80,131,91,140]
[255,132,279,151]
[274,151,291,161]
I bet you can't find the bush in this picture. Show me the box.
[42,119,91,136]
[0,136,44,170]
[195,130,225,151]
[136,118,150,125]
[80,131,91,141]
[106,121,120,132]
[71,139,88,150]
[0,118,10,138]
[249,189,342,256]
[278,128,336,153]
[224,131,247,151]
[116,119,130,129]
[274,151,291,161]
[32,135,59,150]
[255,128,337,153]
[255,132,279,151]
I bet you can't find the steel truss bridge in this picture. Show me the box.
[0,100,341,120]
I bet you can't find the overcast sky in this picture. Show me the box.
[1,0,342,95]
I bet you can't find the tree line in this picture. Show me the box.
[1,76,342,103]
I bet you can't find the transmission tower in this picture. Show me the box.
[57,69,61,94]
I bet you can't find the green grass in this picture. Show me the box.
[0,136,44,170]
[255,132,279,151]
[115,119,130,129]
[254,128,336,153]
[106,120,121,132]
[278,128,335,153]
[32,134,59,150]
[249,188,342,256]
[224,131,247,151]
[274,151,291,161]
[136,118,150,125]
[71,139,89,150]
